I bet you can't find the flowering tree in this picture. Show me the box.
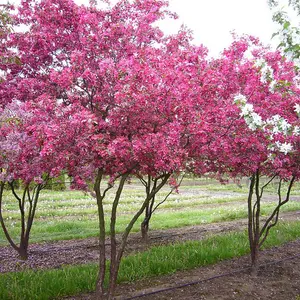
[0,97,72,259]
[201,36,300,270]
[5,1,298,297]
[0,3,21,84]
[138,33,209,241]
[3,0,202,298]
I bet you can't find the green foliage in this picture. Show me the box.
[269,0,300,66]
[44,174,66,191]
[0,6,11,35]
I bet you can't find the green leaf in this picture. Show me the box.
[284,21,291,29]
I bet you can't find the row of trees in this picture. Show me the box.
[0,0,299,298]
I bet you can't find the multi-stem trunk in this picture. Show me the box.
[0,181,43,260]
[140,174,183,242]
[140,206,151,241]
[94,173,171,299]
[140,177,157,242]
[247,170,295,272]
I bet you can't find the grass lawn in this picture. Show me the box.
[1,178,299,245]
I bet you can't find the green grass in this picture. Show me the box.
[196,180,300,195]
[1,220,300,300]
[1,195,300,246]
[1,194,247,221]
[0,264,98,300]
[0,178,299,246]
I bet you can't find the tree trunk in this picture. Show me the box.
[140,178,157,242]
[141,218,149,242]
[247,172,259,274]
[94,171,108,300]
[246,170,296,275]
[108,175,128,299]
[107,268,118,300]
[0,181,46,261]
[105,174,171,299]
[250,241,260,276]
[18,240,29,260]
[141,200,152,242]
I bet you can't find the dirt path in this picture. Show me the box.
[1,210,300,274]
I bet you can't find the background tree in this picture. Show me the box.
[0,97,73,259]
[268,0,300,68]
[0,2,21,84]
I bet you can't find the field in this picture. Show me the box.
[1,178,300,299]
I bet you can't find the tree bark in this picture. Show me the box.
[108,174,128,298]
[18,240,29,260]
[140,193,155,242]
[141,217,149,242]
[94,170,107,299]
[247,173,256,270]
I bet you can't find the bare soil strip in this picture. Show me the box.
[1,210,299,274]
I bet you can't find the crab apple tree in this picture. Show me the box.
[4,0,205,298]
[0,3,21,84]
[0,97,80,259]
[195,36,300,270]
[136,31,210,240]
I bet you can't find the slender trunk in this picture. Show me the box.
[259,176,295,247]
[0,182,29,259]
[140,195,154,242]
[0,182,19,253]
[0,180,46,260]
[19,187,27,258]
[141,216,149,241]
[94,171,107,299]
[108,174,128,297]
[18,240,29,260]
[25,185,41,239]
[247,173,257,270]
[248,171,263,272]
[252,170,261,271]
[106,174,171,299]
[140,174,183,242]
[18,185,42,261]
[141,202,150,241]
[250,243,259,274]
[247,172,294,273]
[141,177,161,241]
[141,176,152,242]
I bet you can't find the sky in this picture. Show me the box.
[2,0,285,56]
[156,0,279,56]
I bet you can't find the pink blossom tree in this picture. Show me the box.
[0,3,21,83]
[193,36,300,270]
[0,97,73,259]
[3,0,200,298]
